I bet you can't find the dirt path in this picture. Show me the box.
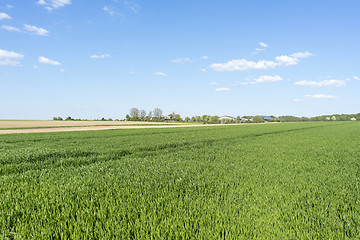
[0,124,218,135]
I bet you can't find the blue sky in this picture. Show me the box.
[1,0,359,119]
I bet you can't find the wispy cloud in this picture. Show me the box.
[36,0,71,11]
[215,87,230,92]
[201,56,208,60]
[0,49,24,66]
[39,56,61,65]
[253,42,268,54]
[200,68,207,72]
[259,42,268,48]
[60,68,65,72]
[240,75,283,85]
[103,6,116,16]
[353,76,360,80]
[0,12,11,20]
[123,0,140,14]
[172,57,192,63]
[209,82,218,85]
[1,25,20,32]
[253,75,283,83]
[24,24,49,36]
[210,51,313,71]
[293,93,338,101]
[103,6,125,20]
[305,94,338,99]
[294,79,346,87]
[6,4,13,9]
[154,72,167,76]
[90,54,110,59]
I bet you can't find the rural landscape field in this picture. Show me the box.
[1,122,360,238]
[2,0,360,239]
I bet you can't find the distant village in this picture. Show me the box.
[52,108,359,123]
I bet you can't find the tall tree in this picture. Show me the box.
[153,108,163,119]
[130,108,139,119]
[140,110,146,120]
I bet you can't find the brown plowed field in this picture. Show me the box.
[0,120,210,134]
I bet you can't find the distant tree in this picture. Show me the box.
[153,108,163,119]
[253,116,265,123]
[140,110,146,121]
[108,118,113,121]
[58,117,63,121]
[53,117,58,120]
[185,117,190,122]
[101,117,106,121]
[65,116,73,121]
[125,114,131,121]
[174,114,181,121]
[212,115,220,124]
[130,108,140,120]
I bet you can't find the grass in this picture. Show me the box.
[1,122,360,239]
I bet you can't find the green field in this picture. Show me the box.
[1,122,360,239]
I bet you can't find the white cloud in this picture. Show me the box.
[201,56,208,60]
[6,4,13,9]
[0,49,24,66]
[255,48,265,52]
[291,51,313,58]
[39,56,61,66]
[293,98,304,102]
[0,12,11,20]
[24,24,49,36]
[254,75,283,83]
[353,76,360,80]
[103,6,115,16]
[210,51,313,71]
[210,59,277,71]
[215,87,230,92]
[240,75,283,85]
[90,54,110,59]
[305,94,338,99]
[129,71,134,74]
[123,0,140,14]
[1,25,20,32]
[60,68,65,72]
[259,42,268,48]
[154,72,167,76]
[37,0,71,11]
[209,82,218,85]
[200,68,207,72]
[253,42,268,54]
[274,55,299,65]
[103,6,125,19]
[172,57,191,63]
[294,79,346,87]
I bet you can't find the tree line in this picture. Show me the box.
[53,110,359,123]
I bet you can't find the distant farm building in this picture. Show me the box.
[219,116,236,124]
[351,117,357,121]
